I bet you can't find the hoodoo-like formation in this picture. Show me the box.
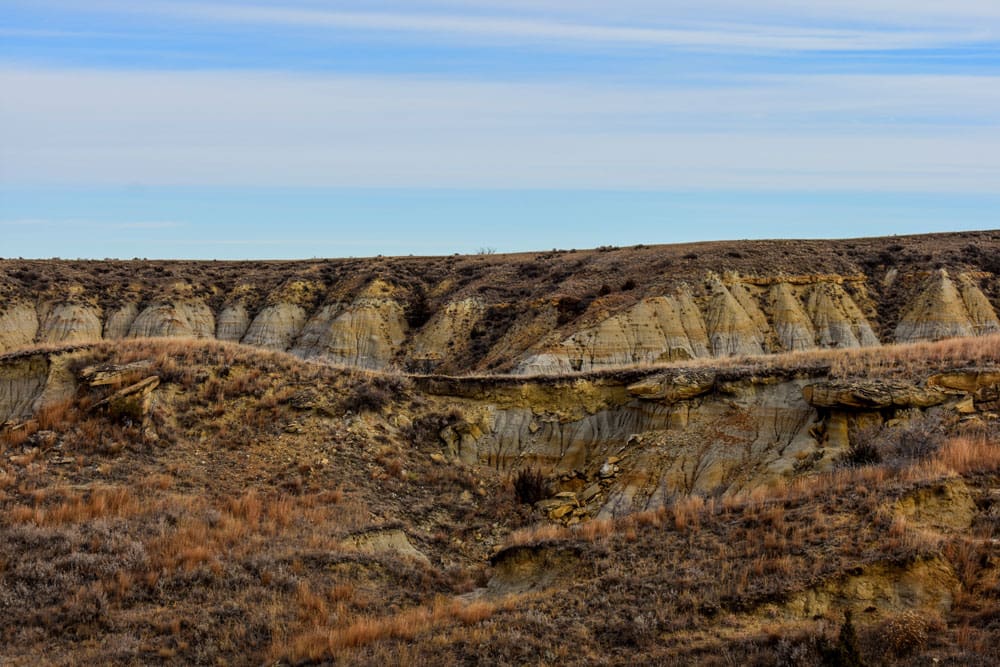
[894,270,991,343]
[290,303,342,357]
[103,303,138,339]
[0,233,997,370]
[805,281,880,349]
[768,282,816,351]
[959,274,1000,336]
[411,297,486,370]
[0,304,39,353]
[37,303,103,344]
[318,296,407,369]
[128,300,215,339]
[289,282,407,369]
[704,277,765,357]
[516,291,712,374]
[242,303,307,350]
[214,303,251,342]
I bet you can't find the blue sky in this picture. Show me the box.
[1,1,998,258]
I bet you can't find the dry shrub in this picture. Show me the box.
[296,581,330,628]
[869,610,940,658]
[575,518,614,542]
[672,495,706,530]
[339,372,410,414]
[506,523,568,546]
[36,399,75,431]
[278,596,498,662]
[512,467,549,505]
[7,486,139,526]
[935,435,1000,474]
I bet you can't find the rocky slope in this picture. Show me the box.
[5,336,998,523]
[2,231,999,373]
[2,337,999,665]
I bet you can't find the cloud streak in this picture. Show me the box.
[86,1,994,52]
[2,67,997,192]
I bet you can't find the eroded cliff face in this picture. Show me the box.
[423,371,819,517]
[895,270,1000,343]
[0,349,82,423]
[128,300,216,339]
[1,233,998,371]
[420,363,999,520]
[518,275,885,373]
[291,280,408,369]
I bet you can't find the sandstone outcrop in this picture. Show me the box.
[37,303,102,344]
[129,300,215,339]
[895,270,998,343]
[516,291,712,373]
[429,358,1000,518]
[215,304,251,342]
[339,527,429,564]
[704,277,766,357]
[242,303,307,350]
[291,281,407,369]
[321,297,406,369]
[894,479,976,531]
[443,373,818,516]
[768,283,816,351]
[0,234,997,372]
[803,380,951,410]
[290,304,342,357]
[804,282,880,349]
[0,355,49,422]
[411,297,486,370]
[959,275,1000,337]
[782,557,959,619]
[295,283,407,369]
[0,304,39,353]
[103,303,138,339]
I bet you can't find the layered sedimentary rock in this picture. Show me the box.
[215,304,251,342]
[290,281,407,369]
[425,362,999,519]
[804,282,880,349]
[518,292,711,374]
[128,300,215,339]
[895,270,998,343]
[317,297,407,369]
[0,304,39,353]
[242,303,307,350]
[768,283,815,352]
[103,303,138,339]
[426,370,824,518]
[290,304,342,357]
[703,278,765,357]
[0,243,997,372]
[958,275,1000,337]
[37,303,102,344]
[0,355,49,421]
[515,270,988,373]
[410,297,486,369]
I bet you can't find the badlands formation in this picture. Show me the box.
[2,231,1000,665]
[1,231,998,373]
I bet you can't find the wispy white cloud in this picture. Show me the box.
[2,66,997,192]
[0,218,184,229]
[83,1,994,52]
[414,0,1000,26]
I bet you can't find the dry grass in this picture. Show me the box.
[2,330,1000,665]
[5,486,139,526]
[502,333,1000,383]
[276,596,502,662]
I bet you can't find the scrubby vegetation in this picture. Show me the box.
[1,336,999,665]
